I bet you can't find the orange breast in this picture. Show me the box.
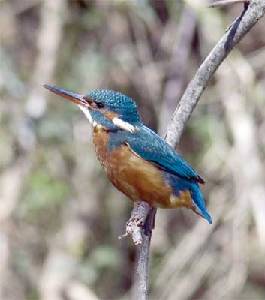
[92,128,173,207]
[92,127,196,210]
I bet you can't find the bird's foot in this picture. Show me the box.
[143,207,157,236]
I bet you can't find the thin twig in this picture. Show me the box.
[126,1,265,299]
[209,0,248,8]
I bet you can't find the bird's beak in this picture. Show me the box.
[44,84,90,107]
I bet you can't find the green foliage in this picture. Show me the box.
[19,169,69,225]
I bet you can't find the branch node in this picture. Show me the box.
[119,202,151,245]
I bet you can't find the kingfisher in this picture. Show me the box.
[44,85,212,224]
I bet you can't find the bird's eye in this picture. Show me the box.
[94,101,104,108]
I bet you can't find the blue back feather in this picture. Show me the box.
[109,125,203,183]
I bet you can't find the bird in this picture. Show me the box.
[44,85,212,224]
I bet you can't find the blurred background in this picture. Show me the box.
[1,0,265,299]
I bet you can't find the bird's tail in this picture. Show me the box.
[191,183,212,224]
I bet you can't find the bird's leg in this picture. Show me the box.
[143,207,157,236]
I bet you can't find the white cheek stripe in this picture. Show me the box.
[78,105,92,123]
[78,106,135,132]
[112,117,135,133]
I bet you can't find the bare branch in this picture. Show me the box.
[126,1,265,298]
[166,0,265,147]
[132,233,151,300]
[119,202,151,245]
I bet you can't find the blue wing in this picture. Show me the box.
[109,125,204,184]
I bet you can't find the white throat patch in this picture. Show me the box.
[78,105,99,128]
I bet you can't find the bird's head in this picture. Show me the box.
[44,84,141,132]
